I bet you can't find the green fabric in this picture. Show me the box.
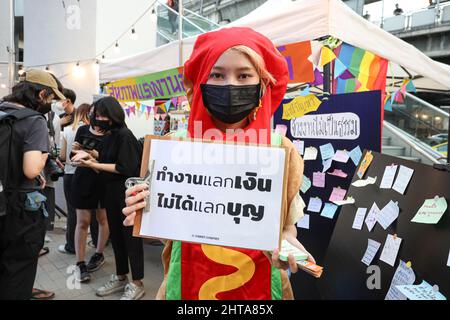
[166,241,182,300]
[270,266,283,300]
[270,133,282,147]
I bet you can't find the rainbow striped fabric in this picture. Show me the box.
[333,43,388,94]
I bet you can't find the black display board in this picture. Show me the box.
[318,151,450,299]
[273,91,382,299]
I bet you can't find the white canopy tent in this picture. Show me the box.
[100,0,450,92]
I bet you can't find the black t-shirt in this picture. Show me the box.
[99,126,142,182]
[74,125,104,153]
[0,102,50,191]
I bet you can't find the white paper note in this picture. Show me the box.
[392,165,414,195]
[380,165,398,189]
[361,239,381,266]
[322,158,333,173]
[352,208,367,230]
[380,234,402,267]
[332,196,355,206]
[293,140,305,155]
[377,200,400,230]
[297,214,310,229]
[385,260,416,300]
[351,176,377,188]
[307,197,322,213]
[365,202,380,232]
[304,146,318,161]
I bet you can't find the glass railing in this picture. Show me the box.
[155,0,219,45]
[384,92,449,153]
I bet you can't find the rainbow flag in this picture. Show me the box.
[333,43,388,95]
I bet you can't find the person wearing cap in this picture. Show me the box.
[0,69,65,300]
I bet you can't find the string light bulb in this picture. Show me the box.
[150,8,157,23]
[114,42,121,54]
[131,27,139,40]
[73,62,85,78]
[0,83,6,89]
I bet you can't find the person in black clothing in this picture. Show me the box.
[0,69,65,300]
[74,96,144,300]
[393,3,404,16]
[69,105,110,282]
[57,88,76,130]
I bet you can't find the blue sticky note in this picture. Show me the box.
[349,146,363,166]
[320,143,335,160]
[300,175,312,194]
[321,203,338,219]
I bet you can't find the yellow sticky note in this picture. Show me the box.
[357,151,374,179]
[282,94,321,120]
[320,47,337,67]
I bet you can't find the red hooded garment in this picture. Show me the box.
[183,27,289,145]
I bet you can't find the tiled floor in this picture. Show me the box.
[34,181,164,300]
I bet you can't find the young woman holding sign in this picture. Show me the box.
[122,27,314,300]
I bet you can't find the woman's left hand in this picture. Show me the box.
[267,236,316,274]
[78,158,96,168]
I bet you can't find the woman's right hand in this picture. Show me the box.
[72,142,82,151]
[122,184,150,226]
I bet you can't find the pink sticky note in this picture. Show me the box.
[313,172,326,188]
[329,187,347,202]
[333,150,350,163]
[328,169,348,178]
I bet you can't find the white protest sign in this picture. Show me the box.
[135,137,287,251]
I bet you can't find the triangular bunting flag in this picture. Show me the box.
[320,47,337,67]
[406,80,416,93]
[161,113,167,121]
[333,58,347,79]
[394,90,405,103]
[125,108,130,117]
[384,94,393,112]
[311,68,323,86]
[339,69,354,80]
[299,85,310,97]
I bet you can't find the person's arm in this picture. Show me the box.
[60,136,67,162]
[88,161,119,174]
[23,151,48,179]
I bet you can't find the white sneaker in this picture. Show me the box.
[120,283,145,300]
[96,275,128,297]
[44,235,52,243]
[57,244,74,254]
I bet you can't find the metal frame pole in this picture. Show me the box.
[8,0,15,92]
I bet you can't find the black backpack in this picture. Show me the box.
[0,104,43,216]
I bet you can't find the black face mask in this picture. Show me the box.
[36,100,52,114]
[201,83,261,124]
[90,114,111,132]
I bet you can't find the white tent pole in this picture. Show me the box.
[179,0,183,67]
[380,0,385,28]
[8,0,15,92]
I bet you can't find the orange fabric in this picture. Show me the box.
[184,27,289,145]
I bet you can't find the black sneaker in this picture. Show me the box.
[76,262,91,282]
[86,253,105,273]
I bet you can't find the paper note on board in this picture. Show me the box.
[380,234,402,267]
[377,200,400,230]
[312,172,326,188]
[329,187,347,202]
[297,214,310,229]
[333,150,350,163]
[304,147,318,161]
[385,260,416,300]
[328,169,347,178]
[365,202,380,232]
[293,140,305,155]
[320,203,338,219]
[322,158,333,173]
[392,165,414,195]
[396,280,447,300]
[307,197,322,213]
[352,208,367,230]
[320,143,335,161]
[357,151,374,179]
[349,146,363,166]
[332,196,355,206]
[300,175,312,193]
[380,165,398,189]
[361,239,381,266]
[351,176,377,187]
[411,196,447,224]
